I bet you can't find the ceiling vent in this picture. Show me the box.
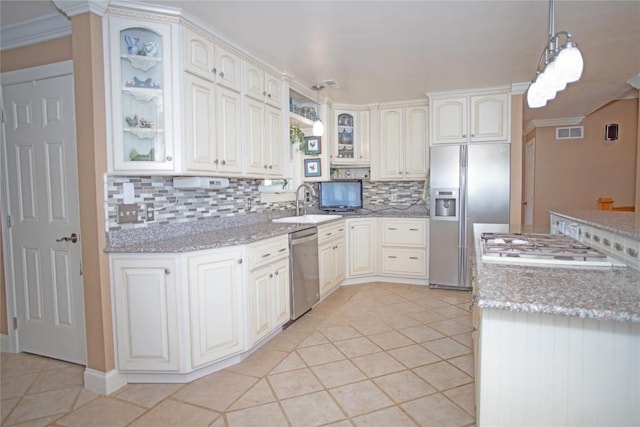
[322,79,342,89]
[556,126,584,140]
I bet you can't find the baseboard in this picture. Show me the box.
[341,275,429,287]
[0,334,11,352]
[84,368,127,395]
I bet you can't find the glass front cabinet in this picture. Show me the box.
[331,109,370,165]
[108,16,177,172]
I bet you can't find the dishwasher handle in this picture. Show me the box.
[290,234,317,246]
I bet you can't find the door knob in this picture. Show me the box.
[56,233,78,243]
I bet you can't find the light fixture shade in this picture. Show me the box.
[544,60,568,91]
[556,45,583,83]
[537,71,558,101]
[527,81,547,108]
[313,119,324,136]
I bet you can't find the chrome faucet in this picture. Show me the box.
[295,183,317,216]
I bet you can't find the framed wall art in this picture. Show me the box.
[305,136,321,155]
[304,158,321,177]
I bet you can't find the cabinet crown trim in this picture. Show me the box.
[426,85,511,99]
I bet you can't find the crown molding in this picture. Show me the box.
[524,116,585,132]
[52,0,110,17]
[0,13,70,50]
[511,82,530,95]
[627,74,640,90]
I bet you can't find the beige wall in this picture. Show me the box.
[510,93,524,226]
[0,15,113,373]
[531,99,638,227]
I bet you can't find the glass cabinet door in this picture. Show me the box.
[120,27,165,163]
[336,112,355,160]
[109,16,174,172]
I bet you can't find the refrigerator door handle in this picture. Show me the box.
[458,145,468,287]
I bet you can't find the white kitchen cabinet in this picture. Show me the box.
[112,256,179,371]
[331,109,370,165]
[318,221,346,298]
[247,236,290,345]
[244,61,282,108]
[107,16,178,172]
[183,73,242,174]
[377,105,428,180]
[429,91,509,145]
[347,218,376,277]
[183,27,241,92]
[187,249,245,368]
[379,218,428,278]
[244,98,283,176]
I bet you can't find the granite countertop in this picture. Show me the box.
[106,206,429,253]
[473,224,640,324]
[550,209,640,240]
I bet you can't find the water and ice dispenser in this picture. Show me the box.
[431,189,458,220]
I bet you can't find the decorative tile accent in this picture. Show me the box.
[104,175,428,232]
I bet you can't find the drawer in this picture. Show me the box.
[247,235,288,270]
[380,219,426,247]
[317,221,346,245]
[380,247,426,277]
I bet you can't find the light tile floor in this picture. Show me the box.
[1,282,476,426]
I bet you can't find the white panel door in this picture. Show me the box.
[188,250,244,368]
[184,72,216,172]
[216,86,242,174]
[248,265,271,345]
[525,140,536,225]
[405,106,428,178]
[430,97,467,144]
[348,220,375,277]
[271,258,290,327]
[264,104,282,176]
[244,97,265,174]
[379,108,403,179]
[3,72,86,364]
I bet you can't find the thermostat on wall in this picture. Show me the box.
[173,177,230,189]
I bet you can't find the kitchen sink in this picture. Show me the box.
[272,214,343,224]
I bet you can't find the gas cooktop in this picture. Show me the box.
[480,232,626,268]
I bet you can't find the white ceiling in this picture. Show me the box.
[2,0,639,125]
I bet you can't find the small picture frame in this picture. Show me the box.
[304,158,321,177]
[305,136,321,155]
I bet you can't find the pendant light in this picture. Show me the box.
[312,84,325,136]
[526,0,584,108]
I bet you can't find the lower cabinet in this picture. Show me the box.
[112,257,180,372]
[379,218,428,278]
[187,249,244,368]
[347,218,376,277]
[318,222,346,298]
[247,236,290,345]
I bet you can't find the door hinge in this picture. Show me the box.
[6,215,11,228]
[80,261,83,276]
[13,317,17,330]
[0,108,4,124]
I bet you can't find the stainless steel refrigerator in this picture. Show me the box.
[429,143,510,289]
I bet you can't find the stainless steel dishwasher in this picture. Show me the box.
[289,227,320,320]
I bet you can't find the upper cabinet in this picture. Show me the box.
[331,109,370,165]
[244,62,282,108]
[108,16,178,172]
[375,104,428,180]
[429,90,510,145]
[183,27,241,92]
[182,27,242,175]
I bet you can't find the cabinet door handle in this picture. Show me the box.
[387,227,398,231]
[275,271,279,276]
[333,245,338,250]
[264,164,268,169]
[269,273,273,278]
[219,71,225,78]
[262,90,267,96]
[261,253,271,258]
[338,229,344,232]
[214,159,219,164]
[326,232,332,236]
[278,248,287,253]
[388,256,397,259]
[164,268,171,275]
[237,259,243,264]
[212,67,217,74]
[409,228,419,231]
[221,160,226,165]
[409,256,419,260]
[267,93,272,98]
[166,156,173,161]
[269,165,273,169]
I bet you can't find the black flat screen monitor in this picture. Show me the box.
[318,180,363,212]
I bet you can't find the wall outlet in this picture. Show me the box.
[117,203,139,224]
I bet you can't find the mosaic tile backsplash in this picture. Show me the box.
[105,176,428,232]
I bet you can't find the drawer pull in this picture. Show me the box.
[409,228,419,231]
[388,255,398,259]
[387,227,398,231]
[261,253,271,258]
[275,271,279,276]
[409,256,419,260]
[278,248,287,253]
[164,268,171,275]
[338,228,344,232]
[237,259,243,264]
[269,273,273,278]
[326,232,332,236]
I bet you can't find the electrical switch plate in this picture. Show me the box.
[117,203,139,224]
[145,203,155,222]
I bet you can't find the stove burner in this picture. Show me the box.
[479,232,624,267]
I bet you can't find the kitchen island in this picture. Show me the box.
[472,223,640,427]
